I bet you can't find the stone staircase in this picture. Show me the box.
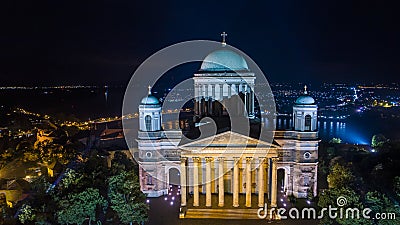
[183,208,267,219]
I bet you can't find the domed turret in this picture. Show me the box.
[139,86,161,132]
[141,87,160,105]
[293,85,318,132]
[295,85,315,105]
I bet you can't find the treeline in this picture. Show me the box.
[2,151,148,225]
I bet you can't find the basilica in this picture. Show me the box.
[135,39,319,215]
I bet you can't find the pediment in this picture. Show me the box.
[180,131,280,149]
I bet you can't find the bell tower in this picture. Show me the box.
[139,86,161,132]
[293,85,318,132]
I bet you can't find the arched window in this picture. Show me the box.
[145,115,152,131]
[305,115,311,131]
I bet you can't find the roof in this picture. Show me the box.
[140,95,160,105]
[200,49,249,72]
[295,95,315,105]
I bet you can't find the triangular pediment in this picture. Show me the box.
[180,131,280,149]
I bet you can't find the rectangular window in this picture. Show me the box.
[146,175,153,185]
[304,175,310,186]
[305,115,312,131]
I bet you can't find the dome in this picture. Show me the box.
[200,49,249,72]
[295,95,315,105]
[140,95,160,105]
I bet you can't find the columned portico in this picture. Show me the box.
[179,132,280,209]
[181,156,279,208]
[194,82,256,118]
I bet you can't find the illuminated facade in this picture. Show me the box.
[136,45,319,209]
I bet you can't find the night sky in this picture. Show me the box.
[0,0,399,86]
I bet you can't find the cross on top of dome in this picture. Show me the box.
[304,85,308,95]
[221,32,227,46]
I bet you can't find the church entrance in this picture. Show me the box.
[277,168,285,194]
[168,167,180,186]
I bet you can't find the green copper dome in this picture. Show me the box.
[295,95,315,105]
[200,49,249,72]
[141,95,160,105]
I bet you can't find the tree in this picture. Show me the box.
[326,147,336,159]
[60,168,83,189]
[394,176,400,199]
[365,191,400,225]
[18,204,35,224]
[318,188,372,225]
[330,138,342,144]
[365,191,388,214]
[57,188,107,225]
[79,152,109,192]
[108,171,148,225]
[327,163,354,189]
[371,134,387,148]
[21,176,56,225]
[110,151,136,175]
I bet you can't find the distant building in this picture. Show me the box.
[0,127,9,138]
[35,129,57,144]
[0,179,30,207]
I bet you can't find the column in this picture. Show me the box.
[198,84,202,115]
[206,157,212,207]
[219,84,223,100]
[258,158,265,207]
[193,157,200,207]
[266,160,270,198]
[244,86,248,117]
[233,158,239,207]
[245,157,252,207]
[251,85,255,115]
[181,158,187,206]
[194,85,199,115]
[204,84,208,114]
[228,84,232,98]
[236,84,240,95]
[212,84,216,100]
[218,157,224,207]
[271,158,278,207]
[211,84,215,115]
[208,98,212,115]
[236,84,241,115]
[205,84,209,98]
